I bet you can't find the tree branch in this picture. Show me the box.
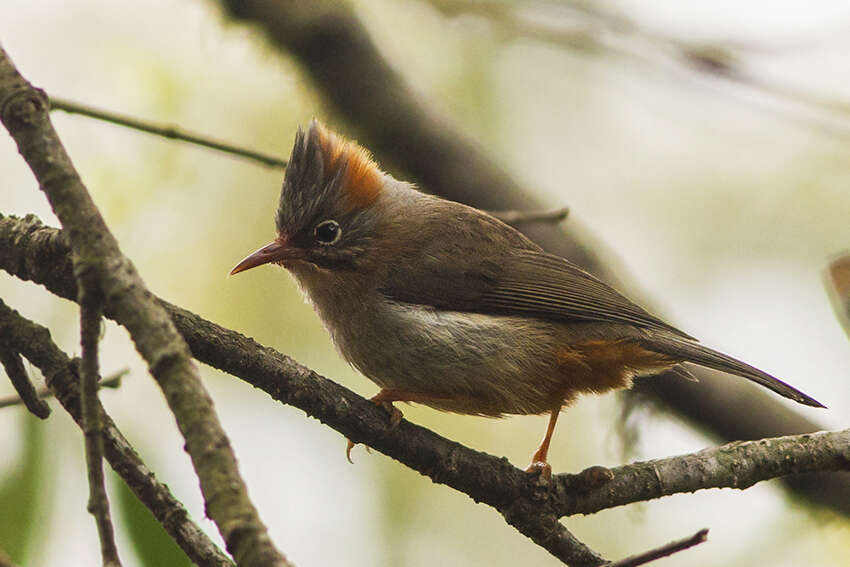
[0,369,124,410]
[215,0,850,516]
[0,45,289,567]
[0,345,50,418]
[49,96,287,168]
[3,213,849,564]
[432,1,850,141]
[0,298,234,567]
[605,529,708,567]
[78,268,122,567]
[556,430,850,516]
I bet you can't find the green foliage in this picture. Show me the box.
[0,412,46,564]
[113,470,191,567]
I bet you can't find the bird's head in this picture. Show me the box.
[230,120,387,276]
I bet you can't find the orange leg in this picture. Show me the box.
[526,406,562,480]
[346,389,449,463]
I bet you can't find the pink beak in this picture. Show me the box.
[229,239,290,276]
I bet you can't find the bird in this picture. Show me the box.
[230,120,824,476]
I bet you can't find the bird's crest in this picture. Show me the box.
[277,120,385,235]
[309,120,383,208]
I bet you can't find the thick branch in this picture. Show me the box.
[556,430,850,517]
[0,46,288,567]
[3,214,849,565]
[216,0,850,515]
[0,298,234,567]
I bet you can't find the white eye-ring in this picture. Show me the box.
[314,220,342,245]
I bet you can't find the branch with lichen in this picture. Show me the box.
[0,44,289,567]
[3,212,850,565]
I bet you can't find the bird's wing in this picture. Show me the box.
[380,246,694,340]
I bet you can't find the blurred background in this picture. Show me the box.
[2,0,850,565]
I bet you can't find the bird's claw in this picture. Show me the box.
[345,401,403,463]
[378,401,404,428]
[525,460,553,485]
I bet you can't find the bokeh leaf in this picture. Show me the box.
[0,411,46,564]
[113,470,190,567]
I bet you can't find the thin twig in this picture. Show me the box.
[0,369,125,410]
[605,529,708,567]
[0,299,234,567]
[0,346,50,418]
[49,97,287,169]
[433,0,850,140]
[0,46,290,567]
[489,207,570,226]
[78,271,122,567]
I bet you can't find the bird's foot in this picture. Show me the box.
[345,398,404,463]
[376,400,404,427]
[525,460,553,485]
[346,439,371,464]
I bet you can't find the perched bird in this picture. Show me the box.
[231,121,824,475]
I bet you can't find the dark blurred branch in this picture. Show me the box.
[4,214,850,565]
[605,529,708,567]
[216,0,849,516]
[0,345,50,418]
[432,0,850,139]
[0,299,234,567]
[49,97,288,168]
[0,369,124,410]
[0,45,289,567]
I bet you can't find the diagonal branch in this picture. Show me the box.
[0,298,235,567]
[0,215,605,566]
[0,45,289,567]
[3,213,850,564]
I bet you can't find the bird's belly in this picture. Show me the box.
[328,301,571,416]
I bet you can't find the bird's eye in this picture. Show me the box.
[313,220,342,245]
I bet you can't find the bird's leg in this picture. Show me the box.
[526,406,562,482]
[346,389,448,463]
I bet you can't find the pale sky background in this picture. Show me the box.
[1,1,850,566]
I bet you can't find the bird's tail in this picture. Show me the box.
[642,337,825,408]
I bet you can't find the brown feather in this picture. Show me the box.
[558,340,678,396]
[311,121,383,208]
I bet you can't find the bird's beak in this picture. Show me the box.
[229,239,290,276]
